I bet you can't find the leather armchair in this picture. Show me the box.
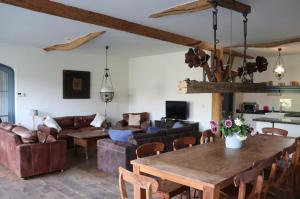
[116,112,151,131]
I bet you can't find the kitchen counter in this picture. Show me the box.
[253,117,300,125]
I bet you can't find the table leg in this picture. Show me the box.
[203,186,220,199]
[85,146,89,160]
[133,165,146,199]
[74,140,77,156]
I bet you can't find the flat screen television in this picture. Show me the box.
[166,101,188,120]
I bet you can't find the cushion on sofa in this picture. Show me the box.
[128,114,141,126]
[172,121,183,128]
[147,127,161,134]
[90,113,105,127]
[74,114,95,129]
[0,122,15,131]
[55,116,74,129]
[12,126,38,143]
[44,116,62,132]
[123,112,149,123]
[109,129,133,142]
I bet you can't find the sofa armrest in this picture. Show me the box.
[140,120,151,131]
[38,124,58,139]
[116,120,128,128]
[16,140,67,178]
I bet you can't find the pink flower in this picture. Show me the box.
[225,119,233,128]
[211,126,218,134]
[251,129,257,136]
[210,120,217,126]
[210,120,218,134]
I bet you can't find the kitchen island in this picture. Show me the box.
[253,117,300,137]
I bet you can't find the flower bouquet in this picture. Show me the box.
[211,117,254,149]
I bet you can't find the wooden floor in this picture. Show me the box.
[0,150,131,199]
[0,149,293,199]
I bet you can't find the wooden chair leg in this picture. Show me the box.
[193,189,197,198]
[185,189,191,199]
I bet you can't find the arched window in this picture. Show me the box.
[0,64,15,123]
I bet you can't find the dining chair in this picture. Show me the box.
[136,142,191,199]
[119,166,159,199]
[190,130,216,198]
[220,154,278,199]
[200,129,215,144]
[173,136,196,151]
[233,166,264,199]
[293,140,300,197]
[269,144,297,199]
[262,127,288,137]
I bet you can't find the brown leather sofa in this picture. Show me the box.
[38,114,101,147]
[116,112,151,131]
[97,124,199,176]
[0,122,67,179]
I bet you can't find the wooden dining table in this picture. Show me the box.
[131,134,295,199]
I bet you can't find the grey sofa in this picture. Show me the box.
[97,125,199,176]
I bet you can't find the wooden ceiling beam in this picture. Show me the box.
[44,31,106,51]
[0,0,253,58]
[149,0,251,19]
[229,37,300,48]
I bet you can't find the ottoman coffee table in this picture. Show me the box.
[68,130,109,160]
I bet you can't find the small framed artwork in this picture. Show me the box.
[63,70,90,99]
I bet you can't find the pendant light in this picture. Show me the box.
[100,46,114,118]
[274,48,286,80]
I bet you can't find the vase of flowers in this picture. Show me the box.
[211,117,253,149]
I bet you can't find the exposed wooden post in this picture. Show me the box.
[212,93,223,121]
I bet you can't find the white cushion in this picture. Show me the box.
[43,116,62,132]
[128,114,141,126]
[90,113,105,127]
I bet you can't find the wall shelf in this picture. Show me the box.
[178,80,300,94]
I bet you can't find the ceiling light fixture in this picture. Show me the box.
[274,48,286,80]
[100,46,114,119]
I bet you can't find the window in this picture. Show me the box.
[0,64,14,123]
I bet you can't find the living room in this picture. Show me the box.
[1,1,300,199]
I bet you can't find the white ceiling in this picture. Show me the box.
[0,0,300,58]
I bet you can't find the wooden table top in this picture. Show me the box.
[131,135,295,190]
[67,130,109,139]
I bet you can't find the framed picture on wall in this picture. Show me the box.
[63,70,90,99]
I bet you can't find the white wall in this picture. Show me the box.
[0,43,129,128]
[240,54,300,111]
[128,51,212,131]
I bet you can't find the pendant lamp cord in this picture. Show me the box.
[211,0,219,82]
[241,13,250,83]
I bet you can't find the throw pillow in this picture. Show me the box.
[90,113,105,127]
[12,126,38,143]
[172,121,183,128]
[147,127,161,134]
[109,129,133,142]
[128,114,140,126]
[44,116,62,132]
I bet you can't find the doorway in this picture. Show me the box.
[0,64,15,123]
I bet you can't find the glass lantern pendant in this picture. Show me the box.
[100,46,114,103]
[274,48,286,80]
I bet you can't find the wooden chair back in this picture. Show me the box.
[119,167,159,199]
[173,136,196,151]
[252,154,279,199]
[262,127,288,137]
[200,129,215,144]
[136,142,165,158]
[234,166,264,199]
